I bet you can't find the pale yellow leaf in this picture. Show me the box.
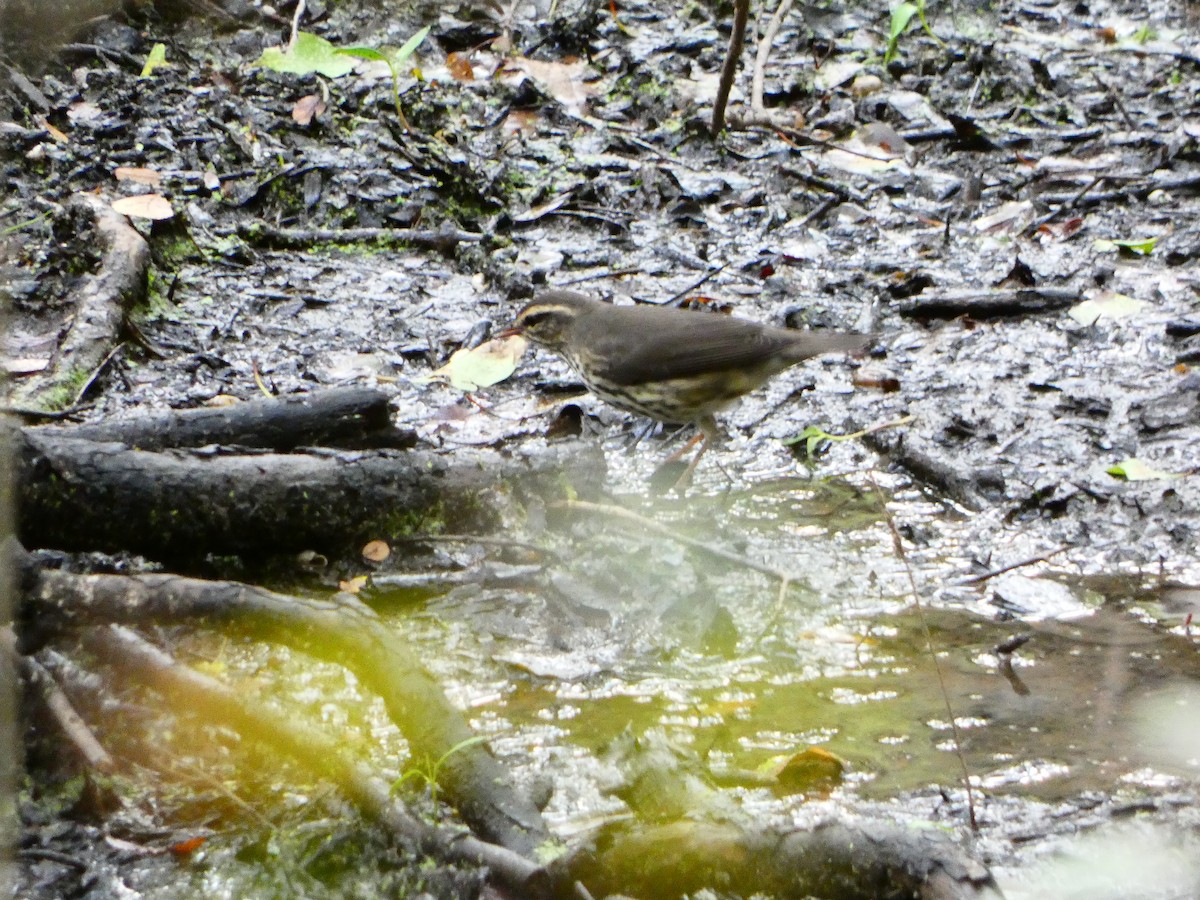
[112,194,174,220]
[114,166,163,187]
[421,335,528,392]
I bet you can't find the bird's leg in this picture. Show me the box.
[672,416,721,491]
[673,434,709,490]
[664,431,704,463]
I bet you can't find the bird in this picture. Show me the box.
[501,289,872,484]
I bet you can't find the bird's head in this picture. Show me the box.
[499,290,597,352]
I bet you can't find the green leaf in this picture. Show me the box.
[783,425,837,458]
[1093,236,1157,255]
[336,46,389,63]
[1106,458,1182,481]
[256,31,355,78]
[392,25,431,66]
[885,3,919,62]
[337,26,430,68]
[140,43,168,78]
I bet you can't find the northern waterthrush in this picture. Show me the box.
[503,290,871,479]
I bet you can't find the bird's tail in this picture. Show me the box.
[787,331,877,362]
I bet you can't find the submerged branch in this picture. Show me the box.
[23,565,549,854]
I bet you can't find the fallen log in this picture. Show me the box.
[9,193,149,410]
[31,387,415,451]
[894,287,1079,320]
[16,429,604,562]
[535,818,1002,900]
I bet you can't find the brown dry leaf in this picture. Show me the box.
[112,194,174,220]
[362,540,390,563]
[772,746,846,793]
[36,115,68,143]
[501,109,540,136]
[169,836,207,857]
[114,166,163,187]
[506,56,595,116]
[851,365,901,393]
[292,94,326,125]
[339,575,368,594]
[446,52,474,82]
[1036,217,1084,242]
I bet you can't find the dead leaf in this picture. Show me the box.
[446,52,474,82]
[771,746,846,793]
[505,56,595,116]
[1036,217,1084,241]
[114,166,163,187]
[169,836,207,857]
[3,357,49,376]
[512,194,571,223]
[858,122,911,156]
[813,60,863,91]
[420,335,528,392]
[1068,291,1146,325]
[203,166,221,191]
[501,109,540,136]
[972,200,1035,235]
[36,115,68,143]
[292,94,326,125]
[362,540,390,563]
[1106,458,1186,481]
[112,194,174,220]
[339,575,368,594]
[850,74,883,96]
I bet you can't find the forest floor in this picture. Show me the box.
[4,0,1200,896]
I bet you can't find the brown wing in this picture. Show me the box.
[587,304,859,386]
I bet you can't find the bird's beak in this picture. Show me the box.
[496,324,522,339]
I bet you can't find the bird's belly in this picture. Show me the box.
[583,369,773,424]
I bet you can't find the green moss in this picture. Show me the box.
[39,366,92,411]
[384,499,447,537]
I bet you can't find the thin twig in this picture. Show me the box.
[664,262,733,306]
[712,0,750,132]
[957,546,1071,586]
[552,499,793,586]
[751,0,795,113]
[1090,69,1135,130]
[868,473,978,832]
[390,533,552,555]
[1,628,115,774]
[288,0,306,50]
[1025,175,1104,236]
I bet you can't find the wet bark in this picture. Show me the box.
[83,623,540,888]
[535,819,1002,900]
[15,428,603,562]
[33,387,415,451]
[895,287,1080,320]
[9,193,148,410]
[20,562,550,855]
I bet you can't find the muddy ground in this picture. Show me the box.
[3,0,1200,897]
